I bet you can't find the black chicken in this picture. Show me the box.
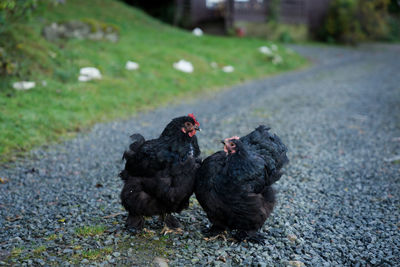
[195,126,288,244]
[119,114,201,234]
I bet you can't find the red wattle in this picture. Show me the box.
[189,130,196,137]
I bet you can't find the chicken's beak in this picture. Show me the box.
[221,140,225,145]
[195,125,201,131]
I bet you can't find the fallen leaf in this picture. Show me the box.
[288,261,305,267]
[6,215,22,222]
[0,178,9,184]
[218,256,226,263]
[102,212,124,219]
[58,218,66,223]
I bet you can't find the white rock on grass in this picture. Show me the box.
[78,75,92,82]
[192,27,203,36]
[210,62,218,68]
[271,44,278,51]
[125,61,139,70]
[259,46,273,55]
[222,65,234,73]
[78,67,102,82]
[13,81,36,90]
[173,59,194,73]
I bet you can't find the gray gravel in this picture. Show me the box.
[1,44,400,266]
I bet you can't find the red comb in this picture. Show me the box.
[188,113,200,126]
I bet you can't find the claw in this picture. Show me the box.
[143,228,155,234]
[246,232,267,245]
[161,225,183,235]
[233,230,267,245]
[204,233,227,242]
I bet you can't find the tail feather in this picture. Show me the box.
[122,133,145,161]
[241,125,289,184]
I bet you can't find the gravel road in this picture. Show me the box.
[1,44,399,266]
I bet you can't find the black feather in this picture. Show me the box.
[195,126,288,243]
[120,115,201,231]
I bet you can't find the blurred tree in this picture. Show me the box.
[122,0,176,25]
[0,0,42,34]
[388,0,400,13]
[359,0,390,40]
[267,0,280,22]
[318,0,392,44]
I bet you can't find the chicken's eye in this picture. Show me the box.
[185,122,192,127]
[230,142,235,147]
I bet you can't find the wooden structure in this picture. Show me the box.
[175,0,332,32]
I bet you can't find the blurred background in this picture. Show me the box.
[0,0,399,160]
[123,0,400,43]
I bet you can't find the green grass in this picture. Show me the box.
[75,225,106,237]
[32,245,47,255]
[10,247,23,258]
[0,0,307,160]
[79,247,113,261]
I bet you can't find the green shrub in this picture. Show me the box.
[234,21,308,43]
[359,0,391,39]
[387,15,400,41]
[267,0,281,23]
[319,0,391,44]
[0,0,49,81]
[0,0,41,34]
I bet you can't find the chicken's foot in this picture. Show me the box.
[160,225,183,235]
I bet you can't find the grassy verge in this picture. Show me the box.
[0,0,307,161]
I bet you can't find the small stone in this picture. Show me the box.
[104,239,113,245]
[63,249,73,254]
[35,259,46,266]
[112,252,120,257]
[288,234,297,242]
[153,257,169,267]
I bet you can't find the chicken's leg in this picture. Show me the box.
[234,230,266,245]
[160,214,183,235]
[125,213,144,234]
[202,225,227,241]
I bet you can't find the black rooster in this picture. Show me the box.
[120,114,201,234]
[195,126,288,244]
